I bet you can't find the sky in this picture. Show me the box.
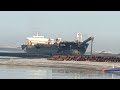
[0,11,120,53]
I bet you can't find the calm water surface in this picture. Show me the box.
[0,64,120,79]
[0,48,120,79]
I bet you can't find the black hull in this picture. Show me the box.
[23,42,89,56]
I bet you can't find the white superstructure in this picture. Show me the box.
[26,33,55,46]
[76,33,83,42]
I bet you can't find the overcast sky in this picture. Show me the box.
[0,11,120,53]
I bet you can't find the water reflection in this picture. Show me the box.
[0,65,120,79]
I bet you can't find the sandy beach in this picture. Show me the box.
[0,58,120,71]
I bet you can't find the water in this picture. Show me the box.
[0,48,120,79]
[0,65,120,79]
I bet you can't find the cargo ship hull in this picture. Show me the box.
[25,45,59,55]
[22,42,89,56]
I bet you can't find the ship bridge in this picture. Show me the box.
[26,33,55,46]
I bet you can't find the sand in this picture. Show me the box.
[0,58,120,71]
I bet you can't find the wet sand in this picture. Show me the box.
[0,58,120,71]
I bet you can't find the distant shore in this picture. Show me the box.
[0,58,120,71]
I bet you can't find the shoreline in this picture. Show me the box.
[0,58,120,71]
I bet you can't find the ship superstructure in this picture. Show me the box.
[26,33,61,46]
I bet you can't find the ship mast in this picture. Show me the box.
[76,33,83,47]
[76,33,83,42]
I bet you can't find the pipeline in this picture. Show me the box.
[47,55,120,62]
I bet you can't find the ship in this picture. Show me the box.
[21,33,94,56]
